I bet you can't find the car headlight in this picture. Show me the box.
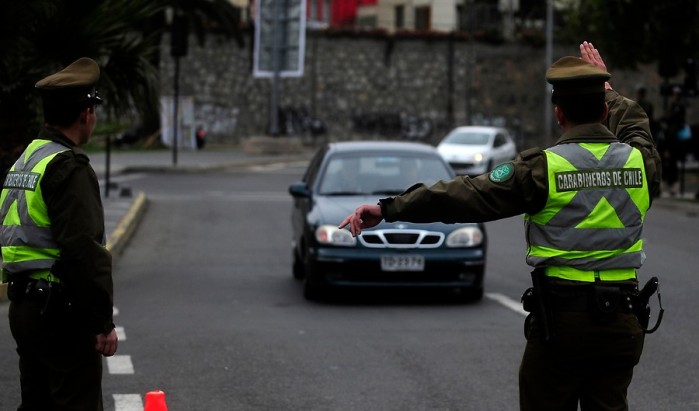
[446,226,483,247]
[316,225,357,246]
[474,153,484,163]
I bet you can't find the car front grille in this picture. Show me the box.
[359,229,444,249]
[449,162,474,168]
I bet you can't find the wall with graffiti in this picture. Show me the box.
[161,32,668,150]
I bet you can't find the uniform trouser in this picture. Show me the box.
[9,296,103,411]
[519,311,644,411]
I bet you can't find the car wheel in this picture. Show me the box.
[458,286,484,302]
[292,249,304,280]
[303,279,322,301]
[303,262,326,301]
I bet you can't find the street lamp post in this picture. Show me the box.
[170,11,189,165]
[544,0,553,144]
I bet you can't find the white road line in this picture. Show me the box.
[485,292,528,317]
[108,309,140,411]
[107,355,134,375]
[113,394,143,411]
[115,326,126,341]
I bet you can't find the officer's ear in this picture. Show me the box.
[78,106,93,124]
[554,106,566,129]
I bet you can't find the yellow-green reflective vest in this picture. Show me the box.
[0,139,70,275]
[524,142,649,282]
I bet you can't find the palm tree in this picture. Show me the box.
[0,0,164,172]
[168,0,244,48]
[0,0,243,172]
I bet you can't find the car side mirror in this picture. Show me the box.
[289,181,310,198]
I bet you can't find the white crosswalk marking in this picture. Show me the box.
[108,307,140,407]
[107,355,134,374]
[113,394,143,411]
[115,326,126,341]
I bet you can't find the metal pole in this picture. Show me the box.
[544,0,553,144]
[463,0,472,124]
[105,135,111,198]
[269,0,282,136]
[173,56,180,165]
[447,32,454,128]
[311,32,317,117]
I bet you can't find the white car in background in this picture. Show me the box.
[436,126,517,176]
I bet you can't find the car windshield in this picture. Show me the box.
[443,131,491,145]
[318,153,452,195]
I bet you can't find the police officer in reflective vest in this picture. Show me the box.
[340,42,662,410]
[1,57,117,410]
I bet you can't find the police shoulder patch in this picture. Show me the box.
[489,162,515,183]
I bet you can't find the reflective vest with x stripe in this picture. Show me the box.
[0,139,69,275]
[525,142,649,282]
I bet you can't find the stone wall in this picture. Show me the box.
[160,32,682,149]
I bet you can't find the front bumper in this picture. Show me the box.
[310,247,485,288]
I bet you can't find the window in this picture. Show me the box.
[494,134,508,147]
[395,6,404,29]
[414,6,430,30]
[357,16,377,28]
[456,5,467,32]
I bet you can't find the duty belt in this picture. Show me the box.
[548,284,636,314]
[5,270,64,304]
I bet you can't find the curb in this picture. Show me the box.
[106,191,148,257]
[0,191,148,303]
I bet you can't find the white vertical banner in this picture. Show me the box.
[160,95,195,149]
[253,0,307,78]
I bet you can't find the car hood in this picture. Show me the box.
[314,195,466,231]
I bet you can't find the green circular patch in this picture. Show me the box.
[489,162,515,183]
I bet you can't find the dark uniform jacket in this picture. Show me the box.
[380,90,662,224]
[38,127,114,334]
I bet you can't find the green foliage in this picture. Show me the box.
[0,0,165,171]
[170,0,245,47]
[560,0,699,75]
[0,0,244,171]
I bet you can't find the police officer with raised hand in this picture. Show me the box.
[1,57,117,410]
[340,41,662,410]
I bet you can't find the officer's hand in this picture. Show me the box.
[580,41,607,72]
[339,204,383,237]
[580,41,612,90]
[96,328,118,357]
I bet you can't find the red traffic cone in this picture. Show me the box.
[144,390,168,411]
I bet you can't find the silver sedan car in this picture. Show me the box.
[436,126,517,176]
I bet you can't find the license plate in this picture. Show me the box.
[381,255,425,271]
